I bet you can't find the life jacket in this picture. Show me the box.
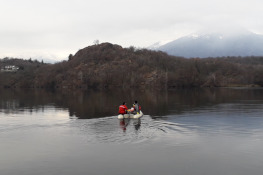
[133,103,141,112]
[119,105,128,114]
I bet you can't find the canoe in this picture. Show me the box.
[118,111,143,119]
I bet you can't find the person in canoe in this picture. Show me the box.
[118,102,129,115]
[131,100,141,114]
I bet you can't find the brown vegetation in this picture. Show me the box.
[1,43,263,89]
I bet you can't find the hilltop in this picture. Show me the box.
[1,42,263,89]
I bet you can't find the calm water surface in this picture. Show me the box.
[1,88,263,175]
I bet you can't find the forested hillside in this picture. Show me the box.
[1,43,263,89]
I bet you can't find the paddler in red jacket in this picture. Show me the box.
[119,102,129,114]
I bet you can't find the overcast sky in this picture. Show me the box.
[0,0,262,62]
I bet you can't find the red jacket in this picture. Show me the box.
[119,105,128,114]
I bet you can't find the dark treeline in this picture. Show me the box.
[1,42,263,89]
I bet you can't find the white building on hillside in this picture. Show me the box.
[1,65,19,72]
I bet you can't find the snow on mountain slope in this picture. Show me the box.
[156,30,263,58]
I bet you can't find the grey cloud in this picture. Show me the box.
[0,0,263,61]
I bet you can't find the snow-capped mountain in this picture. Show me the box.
[156,30,263,58]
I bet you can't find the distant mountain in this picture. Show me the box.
[156,31,263,58]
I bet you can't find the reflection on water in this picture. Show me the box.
[1,88,263,119]
[68,116,162,145]
[1,88,263,175]
[119,118,141,132]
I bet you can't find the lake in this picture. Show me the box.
[1,88,263,175]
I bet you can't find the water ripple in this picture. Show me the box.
[68,115,169,145]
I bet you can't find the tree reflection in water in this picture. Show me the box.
[1,88,263,119]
